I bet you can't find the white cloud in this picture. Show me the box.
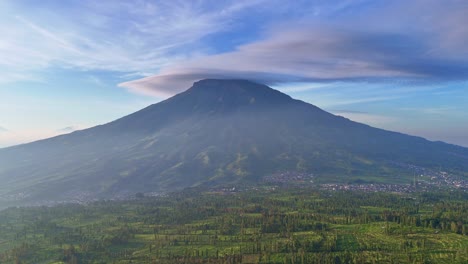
[118,26,417,97]
[0,0,267,83]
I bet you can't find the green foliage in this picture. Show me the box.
[0,188,467,263]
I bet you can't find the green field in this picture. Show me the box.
[0,188,467,263]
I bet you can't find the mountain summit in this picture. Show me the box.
[187,79,294,109]
[0,79,467,206]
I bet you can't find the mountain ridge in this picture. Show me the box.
[0,79,467,207]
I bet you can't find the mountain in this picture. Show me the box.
[0,79,467,206]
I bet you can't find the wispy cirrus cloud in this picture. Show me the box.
[0,0,267,83]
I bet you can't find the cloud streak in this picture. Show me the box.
[56,126,81,133]
[331,111,396,127]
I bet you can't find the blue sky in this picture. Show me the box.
[0,0,467,147]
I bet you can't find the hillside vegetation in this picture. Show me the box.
[0,187,467,263]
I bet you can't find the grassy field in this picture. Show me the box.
[0,187,466,263]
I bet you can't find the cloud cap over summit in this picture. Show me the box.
[120,1,468,97]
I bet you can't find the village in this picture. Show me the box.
[1,166,466,209]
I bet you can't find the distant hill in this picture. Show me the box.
[0,79,467,206]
